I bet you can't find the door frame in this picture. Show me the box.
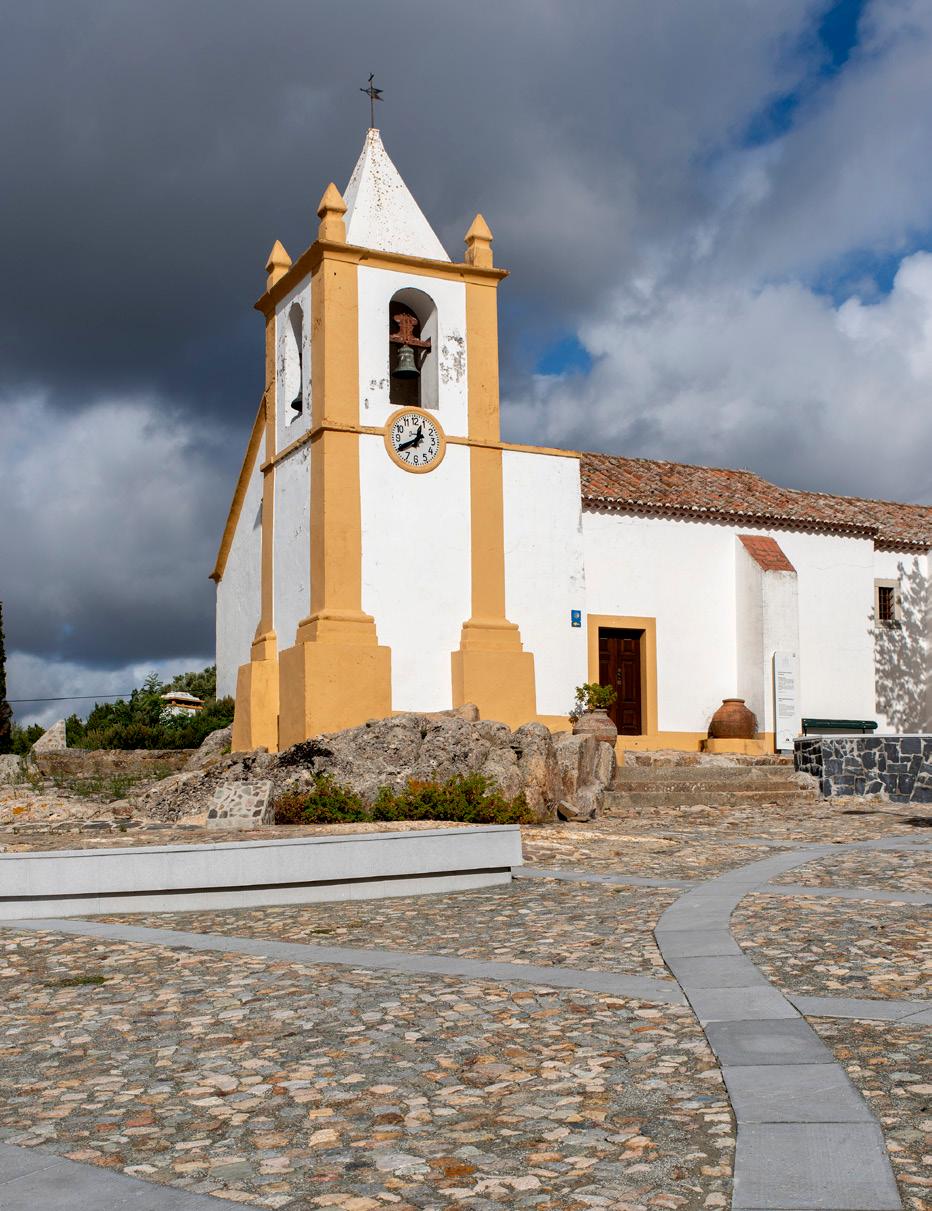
[587,614,659,738]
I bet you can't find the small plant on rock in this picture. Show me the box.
[273,774,369,824]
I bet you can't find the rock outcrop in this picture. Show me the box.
[31,720,68,753]
[134,713,616,824]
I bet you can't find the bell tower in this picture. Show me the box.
[230,126,536,750]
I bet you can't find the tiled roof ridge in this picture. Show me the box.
[579,450,932,550]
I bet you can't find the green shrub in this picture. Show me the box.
[274,774,369,824]
[569,681,617,721]
[11,723,45,755]
[66,670,234,750]
[273,772,532,827]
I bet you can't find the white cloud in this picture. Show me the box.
[505,250,932,504]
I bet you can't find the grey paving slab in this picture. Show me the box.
[704,1018,835,1067]
[3,917,687,1004]
[650,927,743,958]
[722,1064,874,1123]
[732,1122,901,1210]
[514,866,694,888]
[900,1006,932,1025]
[791,994,931,1022]
[759,882,932,906]
[656,895,743,932]
[666,953,769,989]
[0,1142,244,1208]
[686,985,799,1024]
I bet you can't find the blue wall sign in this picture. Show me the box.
[570,610,582,628]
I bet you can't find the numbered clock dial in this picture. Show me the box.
[384,409,446,473]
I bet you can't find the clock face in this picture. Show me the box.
[385,409,445,473]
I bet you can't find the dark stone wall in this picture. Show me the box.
[794,735,932,803]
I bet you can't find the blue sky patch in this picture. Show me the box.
[535,333,593,377]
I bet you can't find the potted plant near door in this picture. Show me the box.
[570,682,619,745]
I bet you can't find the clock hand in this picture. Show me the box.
[396,424,424,452]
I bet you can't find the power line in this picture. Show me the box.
[7,693,136,703]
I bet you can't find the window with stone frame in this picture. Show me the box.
[874,580,901,627]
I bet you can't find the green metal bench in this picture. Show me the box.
[801,718,878,736]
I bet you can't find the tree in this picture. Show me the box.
[0,602,12,754]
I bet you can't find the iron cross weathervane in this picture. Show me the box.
[360,74,383,128]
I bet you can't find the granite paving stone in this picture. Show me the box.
[770,848,932,894]
[811,1017,932,1211]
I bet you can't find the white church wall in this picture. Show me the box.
[216,436,265,699]
[502,450,587,717]
[775,531,876,724]
[359,432,471,711]
[357,266,468,437]
[872,547,931,732]
[273,444,310,652]
[582,513,738,733]
[274,277,312,453]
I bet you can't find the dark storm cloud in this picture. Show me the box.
[4,0,931,713]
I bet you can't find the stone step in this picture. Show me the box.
[610,780,804,798]
[614,764,798,783]
[603,787,815,810]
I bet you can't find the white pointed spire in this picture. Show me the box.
[343,129,450,262]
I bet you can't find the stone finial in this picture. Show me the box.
[464,213,494,267]
[265,240,292,290]
[317,182,348,243]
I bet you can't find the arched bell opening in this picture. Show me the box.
[286,302,305,424]
[388,288,439,411]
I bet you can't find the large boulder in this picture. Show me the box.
[133,711,616,824]
[31,720,67,753]
[554,733,617,821]
[185,725,233,771]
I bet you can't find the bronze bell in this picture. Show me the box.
[392,343,419,378]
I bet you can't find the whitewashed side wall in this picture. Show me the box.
[760,570,800,737]
[872,547,931,732]
[735,541,765,724]
[583,515,877,734]
[583,513,738,733]
[502,451,587,717]
[359,433,471,711]
[357,266,468,437]
[272,444,310,652]
[216,437,265,699]
[274,276,312,453]
[776,531,876,722]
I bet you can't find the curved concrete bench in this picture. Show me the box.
[0,825,522,919]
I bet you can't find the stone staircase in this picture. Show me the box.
[604,756,817,814]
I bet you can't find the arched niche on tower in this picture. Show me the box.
[388,287,439,411]
[280,301,305,426]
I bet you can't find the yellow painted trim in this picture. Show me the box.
[383,408,447,474]
[210,396,267,582]
[277,244,392,747]
[256,240,508,317]
[587,614,660,739]
[702,734,776,756]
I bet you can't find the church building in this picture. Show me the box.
[213,129,932,754]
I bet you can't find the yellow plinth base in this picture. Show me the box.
[278,637,392,749]
[701,735,775,756]
[231,655,280,753]
[452,622,536,729]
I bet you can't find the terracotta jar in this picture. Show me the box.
[573,708,618,746]
[708,698,757,740]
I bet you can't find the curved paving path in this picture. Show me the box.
[655,836,929,1211]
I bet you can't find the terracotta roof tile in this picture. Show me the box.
[580,452,932,551]
[738,534,796,573]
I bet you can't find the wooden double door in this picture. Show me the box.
[598,627,643,735]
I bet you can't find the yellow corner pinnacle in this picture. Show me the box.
[464,213,494,268]
[265,240,292,290]
[317,183,347,243]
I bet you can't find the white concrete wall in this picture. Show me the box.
[735,541,765,724]
[503,450,587,717]
[273,443,311,650]
[357,265,468,436]
[274,277,312,453]
[582,514,877,734]
[216,434,265,699]
[359,432,471,711]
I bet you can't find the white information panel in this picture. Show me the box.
[773,651,799,751]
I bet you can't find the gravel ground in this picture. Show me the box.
[733,893,931,1000]
[0,928,733,1210]
[811,1017,931,1211]
[99,881,679,977]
